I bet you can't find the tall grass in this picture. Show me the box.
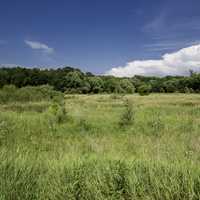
[119,98,135,128]
[0,155,199,200]
[0,93,200,199]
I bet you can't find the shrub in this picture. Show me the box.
[119,98,134,127]
[0,85,64,104]
[138,84,152,96]
[48,98,67,124]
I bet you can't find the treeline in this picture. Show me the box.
[1,66,200,94]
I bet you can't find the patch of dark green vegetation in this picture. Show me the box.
[1,66,200,95]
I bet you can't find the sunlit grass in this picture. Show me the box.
[0,94,200,199]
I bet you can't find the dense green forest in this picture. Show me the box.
[1,66,200,94]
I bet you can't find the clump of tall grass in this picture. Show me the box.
[78,118,91,131]
[146,110,165,136]
[0,120,10,144]
[48,98,67,124]
[119,98,134,128]
[0,115,16,146]
[110,93,124,100]
[78,118,94,133]
[0,157,199,199]
[1,102,51,113]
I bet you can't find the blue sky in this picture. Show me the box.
[1,0,200,76]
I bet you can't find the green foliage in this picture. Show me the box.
[0,85,17,103]
[0,85,63,104]
[87,77,104,93]
[48,97,67,124]
[65,71,84,88]
[0,158,199,200]
[119,98,134,127]
[78,118,94,132]
[138,84,152,96]
[2,66,200,94]
[80,81,91,94]
[119,79,135,94]
[0,94,200,199]
[163,79,179,93]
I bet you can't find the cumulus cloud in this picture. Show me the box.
[106,44,200,77]
[25,40,54,54]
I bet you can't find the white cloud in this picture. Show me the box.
[0,64,19,68]
[25,40,54,54]
[106,44,200,77]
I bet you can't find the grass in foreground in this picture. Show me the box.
[0,94,200,199]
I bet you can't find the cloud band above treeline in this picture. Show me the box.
[106,44,200,77]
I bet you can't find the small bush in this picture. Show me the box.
[48,98,67,124]
[119,98,134,127]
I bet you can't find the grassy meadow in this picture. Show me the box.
[0,93,200,199]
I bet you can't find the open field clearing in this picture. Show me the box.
[2,0,200,199]
[0,94,200,199]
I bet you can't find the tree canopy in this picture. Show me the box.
[1,66,200,94]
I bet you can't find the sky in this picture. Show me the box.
[1,0,200,76]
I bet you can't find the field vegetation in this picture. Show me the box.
[0,85,199,199]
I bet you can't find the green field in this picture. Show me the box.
[0,94,200,199]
